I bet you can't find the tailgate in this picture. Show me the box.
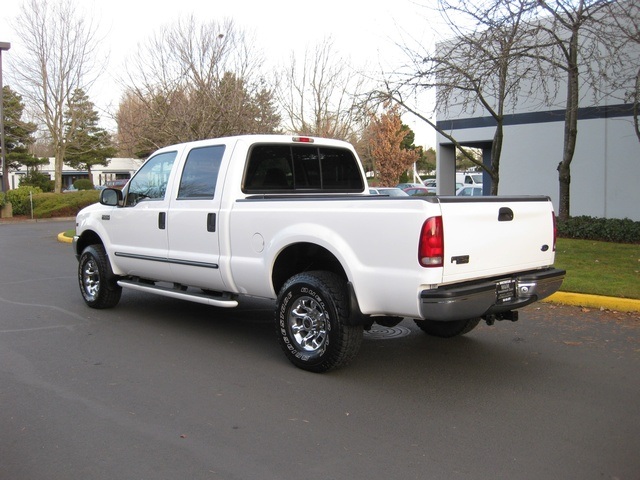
[437,196,556,285]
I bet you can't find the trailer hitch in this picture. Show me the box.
[483,310,519,326]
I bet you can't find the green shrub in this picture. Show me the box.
[6,186,43,216]
[557,216,640,244]
[74,179,94,190]
[20,171,54,192]
[32,190,99,218]
[0,191,5,208]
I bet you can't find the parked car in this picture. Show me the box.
[456,185,484,196]
[105,179,129,189]
[395,182,423,190]
[422,179,464,194]
[369,187,409,196]
[403,186,434,196]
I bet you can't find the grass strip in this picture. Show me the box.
[554,238,640,299]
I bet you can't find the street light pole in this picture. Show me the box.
[0,41,11,193]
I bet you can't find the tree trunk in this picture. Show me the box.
[490,121,504,195]
[634,67,640,143]
[558,30,580,221]
[54,152,64,193]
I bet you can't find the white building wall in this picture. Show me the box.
[438,111,639,221]
[601,116,639,220]
[434,3,639,221]
[489,114,637,220]
[8,157,144,189]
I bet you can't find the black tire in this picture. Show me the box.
[413,318,481,338]
[78,244,122,309]
[275,271,363,373]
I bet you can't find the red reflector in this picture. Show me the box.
[292,136,314,143]
[552,211,557,251]
[419,216,444,268]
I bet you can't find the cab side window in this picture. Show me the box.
[177,145,225,199]
[125,151,177,206]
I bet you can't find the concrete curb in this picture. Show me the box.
[57,231,639,313]
[58,232,73,244]
[0,216,76,225]
[544,291,640,313]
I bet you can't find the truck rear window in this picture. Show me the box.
[243,144,364,193]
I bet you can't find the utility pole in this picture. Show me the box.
[0,41,11,193]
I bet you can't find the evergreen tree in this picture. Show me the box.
[2,85,40,171]
[64,89,117,180]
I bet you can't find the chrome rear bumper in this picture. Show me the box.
[419,268,565,321]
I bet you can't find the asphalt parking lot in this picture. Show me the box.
[1,220,639,479]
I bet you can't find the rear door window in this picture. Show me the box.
[177,145,225,199]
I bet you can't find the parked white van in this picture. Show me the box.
[456,172,483,187]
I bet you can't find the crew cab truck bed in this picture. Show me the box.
[73,135,564,372]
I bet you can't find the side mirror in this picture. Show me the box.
[100,188,123,206]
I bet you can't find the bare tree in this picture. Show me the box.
[603,1,640,143]
[529,0,619,220]
[384,0,539,194]
[12,0,102,193]
[276,37,370,142]
[118,16,279,157]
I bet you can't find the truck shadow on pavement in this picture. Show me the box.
[104,291,558,391]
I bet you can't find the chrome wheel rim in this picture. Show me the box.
[82,257,100,300]
[287,296,328,352]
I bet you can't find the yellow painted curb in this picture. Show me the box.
[57,232,73,244]
[544,291,640,313]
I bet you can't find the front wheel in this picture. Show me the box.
[276,271,363,373]
[78,244,122,309]
[413,318,481,338]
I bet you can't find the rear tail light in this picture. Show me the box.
[552,212,557,251]
[419,216,444,267]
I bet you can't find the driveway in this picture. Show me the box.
[1,220,639,479]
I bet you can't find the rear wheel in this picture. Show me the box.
[413,318,480,338]
[276,271,363,372]
[78,244,122,309]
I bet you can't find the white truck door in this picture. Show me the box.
[166,144,226,291]
[106,150,178,281]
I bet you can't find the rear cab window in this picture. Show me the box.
[242,143,364,193]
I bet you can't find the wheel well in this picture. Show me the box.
[75,230,103,255]
[272,242,347,294]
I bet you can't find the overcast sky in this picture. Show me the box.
[0,0,440,146]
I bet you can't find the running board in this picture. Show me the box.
[117,279,239,308]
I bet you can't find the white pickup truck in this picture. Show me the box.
[73,135,564,372]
